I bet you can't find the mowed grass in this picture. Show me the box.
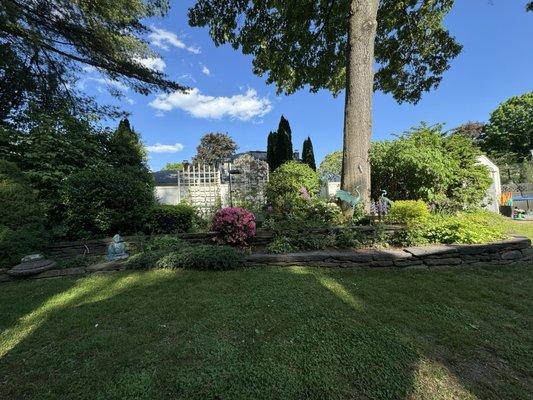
[1,264,532,400]
[503,220,533,240]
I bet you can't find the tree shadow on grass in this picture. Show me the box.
[0,265,531,399]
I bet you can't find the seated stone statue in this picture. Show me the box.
[106,234,129,261]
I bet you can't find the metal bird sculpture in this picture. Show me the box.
[335,186,362,208]
[380,190,394,205]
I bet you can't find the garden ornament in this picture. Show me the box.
[380,190,394,205]
[335,186,361,208]
[8,254,56,277]
[106,234,129,261]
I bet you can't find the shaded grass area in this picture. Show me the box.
[1,265,532,400]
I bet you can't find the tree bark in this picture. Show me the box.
[341,0,378,214]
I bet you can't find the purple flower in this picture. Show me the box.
[299,186,311,201]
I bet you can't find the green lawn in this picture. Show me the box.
[503,220,533,240]
[1,264,532,400]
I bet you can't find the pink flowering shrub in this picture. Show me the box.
[212,207,256,246]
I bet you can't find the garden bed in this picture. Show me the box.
[44,225,404,259]
[2,236,530,283]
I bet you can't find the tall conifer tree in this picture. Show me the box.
[302,137,316,171]
[266,131,277,171]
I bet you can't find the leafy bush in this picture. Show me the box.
[212,207,256,246]
[0,161,48,266]
[266,161,320,215]
[145,204,195,234]
[124,250,167,270]
[298,199,343,226]
[371,124,491,211]
[423,212,506,244]
[264,223,335,253]
[399,211,506,245]
[388,200,430,225]
[334,228,364,249]
[156,245,245,270]
[265,236,297,254]
[61,165,154,238]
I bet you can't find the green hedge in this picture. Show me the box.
[0,161,48,266]
[145,204,195,234]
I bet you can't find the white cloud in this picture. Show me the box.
[134,57,166,72]
[91,77,129,92]
[149,88,272,121]
[146,143,185,153]
[149,27,201,54]
[200,63,211,76]
[76,76,128,93]
[125,97,135,105]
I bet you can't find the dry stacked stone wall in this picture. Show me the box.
[246,236,532,268]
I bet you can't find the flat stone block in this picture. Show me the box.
[499,236,531,250]
[424,258,463,266]
[462,254,493,262]
[402,264,429,270]
[325,251,373,262]
[521,248,533,260]
[455,244,499,255]
[404,245,458,258]
[33,269,67,279]
[500,250,522,261]
[394,259,423,268]
[369,260,394,267]
[372,249,412,261]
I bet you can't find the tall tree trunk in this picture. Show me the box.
[341,0,378,214]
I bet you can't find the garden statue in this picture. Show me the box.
[335,187,361,208]
[106,234,128,261]
[380,190,394,206]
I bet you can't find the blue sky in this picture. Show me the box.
[80,1,533,171]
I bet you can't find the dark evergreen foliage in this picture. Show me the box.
[267,115,295,172]
[266,131,277,172]
[302,137,317,171]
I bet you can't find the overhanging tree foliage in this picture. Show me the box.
[0,0,184,120]
[188,0,462,211]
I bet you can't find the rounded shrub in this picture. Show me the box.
[62,165,154,238]
[212,207,256,246]
[388,200,430,225]
[266,161,320,214]
[156,245,244,271]
[145,204,195,234]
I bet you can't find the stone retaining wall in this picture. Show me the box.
[245,236,533,268]
[2,236,530,284]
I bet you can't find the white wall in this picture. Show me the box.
[477,155,501,213]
